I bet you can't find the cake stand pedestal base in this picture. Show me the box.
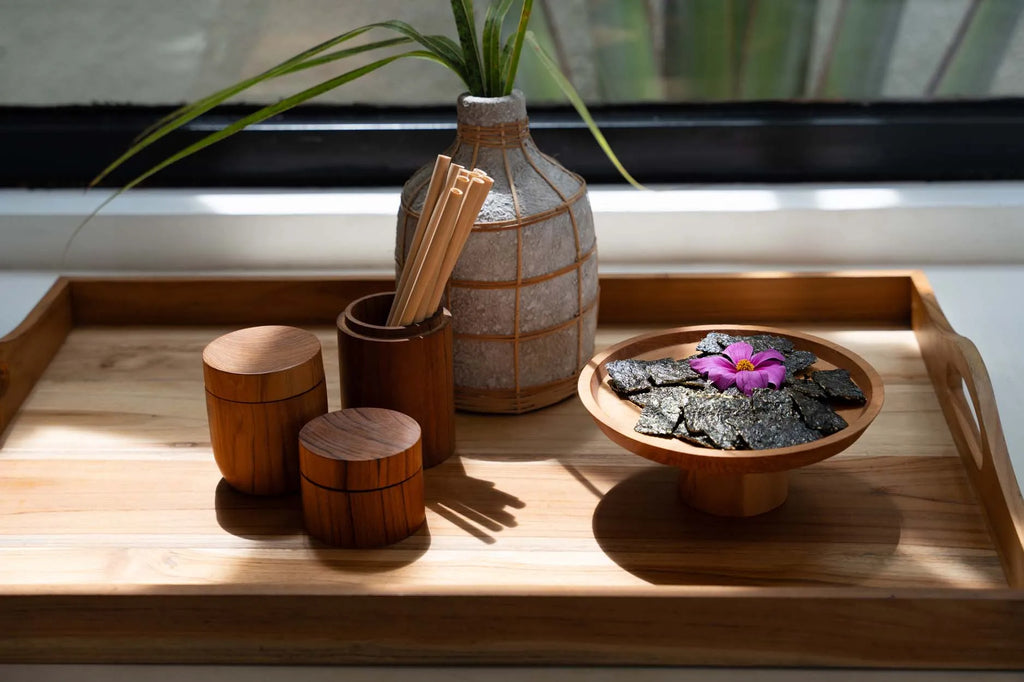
[678,469,789,517]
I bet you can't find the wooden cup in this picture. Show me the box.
[300,408,426,547]
[203,325,328,495]
[337,291,455,469]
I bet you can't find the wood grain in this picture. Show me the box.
[301,468,426,548]
[203,325,324,403]
[911,271,1024,588]
[338,292,455,469]
[299,409,425,547]
[0,272,1020,666]
[598,272,913,326]
[62,273,910,327]
[207,382,327,496]
[69,277,393,326]
[299,408,421,491]
[679,469,789,517]
[202,325,327,495]
[0,279,72,436]
[0,590,1022,666]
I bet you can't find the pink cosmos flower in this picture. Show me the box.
[689,341,786,396]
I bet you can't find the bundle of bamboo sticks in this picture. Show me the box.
[387,155,494,327]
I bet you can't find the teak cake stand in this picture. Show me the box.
[579,324,886,517]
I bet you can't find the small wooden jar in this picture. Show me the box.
[337,291,455,468]
[299,408,426,547]
[203,325,328,496]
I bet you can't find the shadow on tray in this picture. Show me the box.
[592,465,903,586]
[215,478,305,540]
[425,456,526,545]
[215,477,432,570]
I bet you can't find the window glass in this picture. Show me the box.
[3,0,1023,107]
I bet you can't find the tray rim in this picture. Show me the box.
[1,270,1023,667]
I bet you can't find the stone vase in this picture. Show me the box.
[396,90,598,414]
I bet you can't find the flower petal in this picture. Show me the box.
[751,349,786,366]
[690,355,737,390]
[761,362,787,388]
[735,369,770,395]
[706,366,738,391]
[689,355,734,375]
[722,342,753,364]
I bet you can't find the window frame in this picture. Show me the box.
[4,98,1024,188]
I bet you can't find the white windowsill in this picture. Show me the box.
[3,181,1024,272]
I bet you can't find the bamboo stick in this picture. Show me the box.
[388,161,463,326]
[390,156,452,324]
[423,175,494,317]
[396,186,466,326]
[410,173,472,323]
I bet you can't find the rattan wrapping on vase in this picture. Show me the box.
[396,91,598,414]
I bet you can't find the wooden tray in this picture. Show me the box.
[0,272,1021,668]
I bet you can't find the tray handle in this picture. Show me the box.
[932,329,1024,588]
[0,279,73,437]
[912,272,1024,587]
[942,334,1004,474]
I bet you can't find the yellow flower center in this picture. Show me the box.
[735,359,755,372]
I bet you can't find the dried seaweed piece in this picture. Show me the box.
[790,390,848,435]
[812,368,866,404]
[635,399,684,437]
[627,391,652,407]
[741,334,795,355]
[605,359,651,395]
[674,429,715,448]
[648,358,701,386]
[695,332,796,357]
[789,378,827,400]
[738,416,820,450]
[784,350,817,381]
[695,332,734,354]
[729,388,821,449]
[628,385,689,408]
[750,387,797,417]
[682,393,750,450]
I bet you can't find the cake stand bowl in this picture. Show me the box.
[578,325,884,517]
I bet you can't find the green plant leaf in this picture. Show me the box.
[131,34,413,146]
[929,0,1024,97]
[737,0,815,100]
[450,0,485,94]
[663,0,751,101]
[483,0,516,95]
[93,21,469,188]
[525,31,645,190]
[815,0,906,99]
[126,50,446,191]
[502,0,534,95]
[509,0,563,102]
[586,0,661,102]
[67,50,444,267]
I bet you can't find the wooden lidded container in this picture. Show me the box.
[300,408,426,547]
[337,291,455,468]
[203,325,327,496]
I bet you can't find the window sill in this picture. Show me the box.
[2,181,1023,272]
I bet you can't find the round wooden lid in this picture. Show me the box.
[299,408,422,491]
[203,325,324,403]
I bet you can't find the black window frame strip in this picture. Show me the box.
[3,99,1024,188]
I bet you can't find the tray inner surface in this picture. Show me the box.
[0,324,1005,591]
